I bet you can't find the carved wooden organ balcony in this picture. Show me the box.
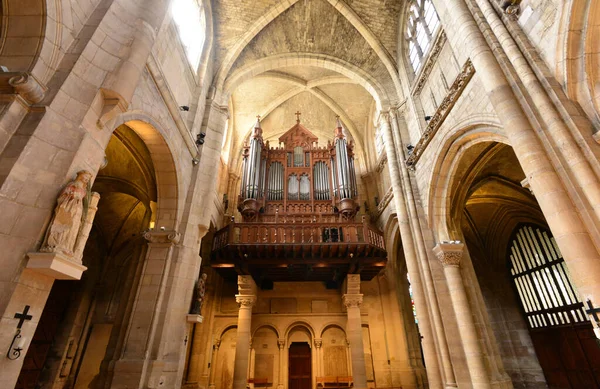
[211,116,387,283]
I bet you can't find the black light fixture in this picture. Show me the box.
[424,115,432,121]
[179,105,190,111]
[196,132,206,146]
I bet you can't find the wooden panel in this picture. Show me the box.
[289,342,311,389]
[323,346,348,377]
[531,324,600,388]
[254,354,274,384]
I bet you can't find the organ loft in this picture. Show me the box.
[207,115,390,389]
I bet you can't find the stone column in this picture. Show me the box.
[389,108,457,388]
[314,338,323,378]
[249,339,255,381]
[343,275,368,389]
[433,243,491,389]
[208,339,221,389]
[380,112,444,388]
[232,275,257,389]
[277,339,285,389]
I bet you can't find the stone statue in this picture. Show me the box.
[191,273,208,315]
[41,171,93,256]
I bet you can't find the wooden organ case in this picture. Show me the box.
[211,117,387,283]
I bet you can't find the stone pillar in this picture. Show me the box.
[248,339,255,381]
[277,339,285,389]
[343,274,368,389]
[389,108,457,388]
[208,339,221,389]
[314,338,323,378]
[380,112,444,388]
[433,243,491,389]
[232,275,257,389]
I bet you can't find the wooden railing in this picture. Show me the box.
[213,219,385,252]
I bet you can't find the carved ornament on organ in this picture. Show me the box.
[238,115,359,222]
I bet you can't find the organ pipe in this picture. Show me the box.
[240,117,266,200]
[333,118,355,200]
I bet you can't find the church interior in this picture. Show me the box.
[1,0,600,388]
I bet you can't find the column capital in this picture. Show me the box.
[278,339,285,349]
[343,293,363,308]
[235,295,256,308]
[314,338,322,348]
[214,339,221,349]
[433,242,464,267]
[143,230,181,245]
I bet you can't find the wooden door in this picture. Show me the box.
[530,324,600,388]
[289,342,312,389]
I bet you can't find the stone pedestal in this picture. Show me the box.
[186,314,204,323]
[343,275,368,389]
[232,275,257,389]
[433,243,491,389]
[26,252,87,280]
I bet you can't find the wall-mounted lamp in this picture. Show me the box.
[424,115,432,121]
[7,305,32,360]
[196,132,206,146]
[179,105,190,112]
[192,158,200,165]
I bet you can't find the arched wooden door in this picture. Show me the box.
[289,342,312,389]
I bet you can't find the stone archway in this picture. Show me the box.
[441,138,600,388]
[15,120,180,389]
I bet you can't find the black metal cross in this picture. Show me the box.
[585,299,600,322]
[14,305,32,329]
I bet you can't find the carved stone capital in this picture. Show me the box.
[143,230,181,244]
[278,339,286,349]
[235,295,256,308]
[214,339,221,349]
[343,293,363,309]
[433,242,465,267]
[314,339,322,348]
[7,72,47,105]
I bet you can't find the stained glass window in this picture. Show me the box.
[172,0,206,70]
[405,0,440,72]
[407,273,418,324]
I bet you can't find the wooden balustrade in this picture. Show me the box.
[212,221,385,251]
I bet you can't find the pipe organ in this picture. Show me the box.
[238,116,360,222]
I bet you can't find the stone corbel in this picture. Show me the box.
[342,294,363,309]
[143,229,181,245]
[433,242,464,268]
[0,72,48,105]
[95,88,129,130]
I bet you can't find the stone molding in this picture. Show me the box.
[375,152,388,173]
[372,187,393,220]
[235,295,257,308]
[411,31,447,96]
[433,242,465,268]
[343,293,364,308]
[345,274,361,295]
[406,59,476,168]
[143,230,181,244]
[237,275,257,296]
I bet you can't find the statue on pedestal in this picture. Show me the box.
[191,273,208,315]
[41,171,93,256]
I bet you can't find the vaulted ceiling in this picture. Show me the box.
[211,0,406,172]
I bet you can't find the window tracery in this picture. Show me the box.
[171,0,206,70]
[509,225,588,329]
[405,0,440,72]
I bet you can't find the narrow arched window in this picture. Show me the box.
[405,0,440,72]
[509,225,588,329]
[171,0,206,70]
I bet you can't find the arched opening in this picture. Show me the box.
[215,327,238,389]
[451,141,600,388]
[15,122,180,388]
[287,325,313,389]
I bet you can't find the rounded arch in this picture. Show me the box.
[252,324,281,339]
[111,112,182,230]
[319,323,346,338]
[224,53,389,110]
[556,0,600,125]
[215,324,238,340]
[284,321,316,340]
[427,119,508,241]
